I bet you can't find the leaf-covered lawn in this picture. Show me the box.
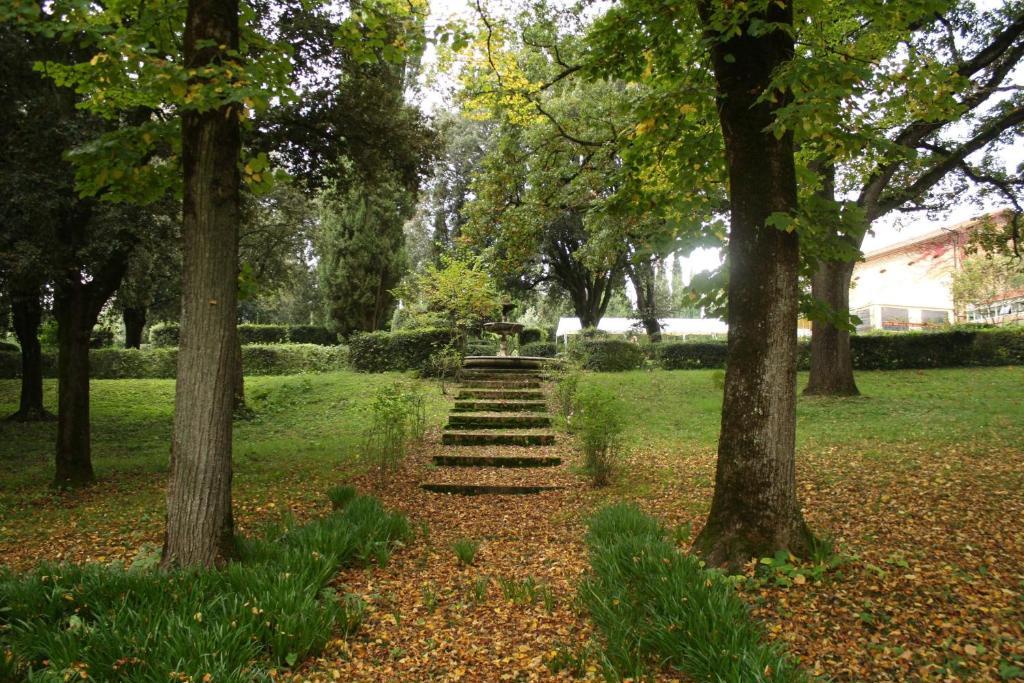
[1,367,1022,680]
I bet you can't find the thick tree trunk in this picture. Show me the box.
[804,259,859,396]
[123,306,146,349]
[692,0,812,568]
[162,0,241,569]
[53,283,96,487]
[8,286,53,421]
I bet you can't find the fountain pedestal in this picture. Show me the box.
[483,321,523,357]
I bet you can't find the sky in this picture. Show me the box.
[418,0,1021,278]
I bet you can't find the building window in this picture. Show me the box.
[920,309,949,328]
[881,306,909,331]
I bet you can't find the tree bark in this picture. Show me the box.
[162,0,241,569]
[123,306,147,348]
[53,283,95,487]
[7,285,53,421]
[627,260,662,342]
[692,0,813,568]
[804,259,859,396]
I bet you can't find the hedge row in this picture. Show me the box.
[0,344,348,380]
[520,341,558,358]
[570,338,646,371]
[348,328,454,373]
[656,327,1024,371]
[150,323,338,347]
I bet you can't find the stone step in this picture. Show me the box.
[420,483,563,495]
[441,430,556,446]
[463,356,549,370]
[446,413,552,429]
[456,388,545,400]
[431,453,562,467]
[460,368,545,377]
[452,400,548,413]
[461,379,542,389]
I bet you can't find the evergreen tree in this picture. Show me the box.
[318,179,411,336]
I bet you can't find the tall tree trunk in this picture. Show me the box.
[53,281,96,487]
[692,0,813,568]
[162,0,241,569]
[8,285,53,421]
[628,261,662,342]
[123,306,147,349]
[804,163,860,396]
[804,259,859,395]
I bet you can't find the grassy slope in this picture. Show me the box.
[0,372,446,564]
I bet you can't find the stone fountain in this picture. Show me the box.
[463,303,547,370]
[483,302,523,357]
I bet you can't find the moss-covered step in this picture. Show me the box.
[460,379,542,389]
[446,412,552,429]
[419,483,563,495]
[456,388,545,400]
[431,453,562,467]
[441,429,556,446]
[452,399,548,413]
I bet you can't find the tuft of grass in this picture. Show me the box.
[0,495,409,681]
[552,368,581,426]
[327,485,357,510]
[450,538,480,566]
[580,503,807,682]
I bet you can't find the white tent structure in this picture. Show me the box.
[554,316,810,346]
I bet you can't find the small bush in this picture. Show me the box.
[0,495,409,681]
[426,344,463,394]
[571,338,645,371]
[348,328,454,373]
[451,538,481,566]
[553,368,581,424]
[327,485,357,510]
[581,503,807,682]
[521,341,557,358]
[575,386,625,486]
[465,339,498,356]
[518,327,545,345]
[241,344,348,376]
[362,381,429,484]
[148,322,180,347]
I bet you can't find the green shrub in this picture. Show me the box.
[426,344,464,393]
[238,324,288,345]
[288,325,338,346]
[521,341,557,358]
[348,328,454,373]
[518,327,545,345]
[571,338,645,371]
[89,327,115,348]
[0,340,20,353]
[581,504,806,682]
[451,538,481,566]
[0,494,409,681]
[553,368,581,424]
[465,339,498,356]
[658,341,730,370]
[575,386,625,486]
[149,322,180,347]
[241,344,348,376]
[91,347,179,378]
[362,381,429,484]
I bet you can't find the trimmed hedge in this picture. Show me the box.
[654,327,1024,371]
[521,341,558,358]
[572,338,645,371]
[149,323,338,347]
[348,328,454,373]
[0,344,348,380]
[466,340,498,356]
[517,327,545,345]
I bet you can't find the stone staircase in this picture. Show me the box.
[420,356,563,495]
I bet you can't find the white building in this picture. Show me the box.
[850,210,1021,331]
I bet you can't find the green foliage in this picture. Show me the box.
[575,386,625,487]
[362,381,429,484]
[520,341,557,358]
[149,323,337,348]
[581,504,807,682]
[327,485,358,511]
[450,538,480,566]
[393,255,502,334]
[0,494,409,681]
[571,338,645,372]
[658,341,730,370]
[464,339,499,356]
[951,253,1024,323]
[553,368,582,424]
[425,344,464,395]
[348,328,454,373]
[517,327,545,344]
